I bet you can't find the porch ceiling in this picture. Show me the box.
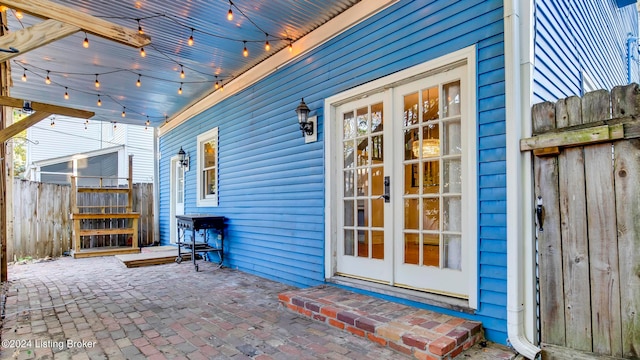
[3,0,360,128]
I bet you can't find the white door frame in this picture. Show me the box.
[169,156,185,244]
[324,45,478,308]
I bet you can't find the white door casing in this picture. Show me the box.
[170,157,185,244]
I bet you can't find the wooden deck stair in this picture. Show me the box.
[70,155,140,258]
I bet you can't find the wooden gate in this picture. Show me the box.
[523,84,640,359]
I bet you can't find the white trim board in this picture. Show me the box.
[158,0,398,137]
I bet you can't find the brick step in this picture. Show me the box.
[278,286,485,360]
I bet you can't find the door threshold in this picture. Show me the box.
[328,275,475,314]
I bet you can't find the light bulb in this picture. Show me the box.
[83,33,89,48]
[137,20,144,35]
[289,41,293,52]
[64,88,69,100]
[146,118,150,126]
[140,47,146,57]
[265,40,270,52]
[178,83,183,95]
[113,122,117,129]
[50,119,55,127]
[243,41,248,57]
[227,8,233,21]
[215,80,219,89]
[15,10,22,19]
[121,108,126,117]
[97,96,102,106]
[21,70,26,82]
[45,71,51,84]
[84,124,88,131]
[188,29,194,46]
[95,75,100,88]
[136,75,141,87]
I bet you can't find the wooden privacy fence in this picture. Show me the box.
[10,180,154,261]
[523,84,640,359]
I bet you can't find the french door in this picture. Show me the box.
[334,64,472,298]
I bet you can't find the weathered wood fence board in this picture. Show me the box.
[530,84,640,359]
[9,180,154,260]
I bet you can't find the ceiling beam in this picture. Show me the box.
[0,111,50,143]
[0,0,151,48]
[0,96,95,119]
[0,19,79,62]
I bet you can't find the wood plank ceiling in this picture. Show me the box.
[1,0,361,127]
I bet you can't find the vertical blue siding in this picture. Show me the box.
[159,0,510,344]
[533,0,639,102]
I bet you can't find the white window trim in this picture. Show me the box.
[323,45,478,308]
[196,127,219,207]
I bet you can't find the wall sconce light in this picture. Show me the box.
[177,147,189,171]
[295,98,317,143]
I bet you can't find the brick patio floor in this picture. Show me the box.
[0,256,516,359]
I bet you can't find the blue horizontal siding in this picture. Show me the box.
[533,0,638,101]
[159,0,510,344]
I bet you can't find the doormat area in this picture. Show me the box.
[279,285,516,360]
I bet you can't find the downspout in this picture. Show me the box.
[504,1,541,359]
[627,35,638,84]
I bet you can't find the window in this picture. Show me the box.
[196,127,219,207]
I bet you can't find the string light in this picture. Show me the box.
[227,1,233,21]
[121,107,126,117]
[265,34,270,52]
[215,77,219,89]
[145,117,150,130]
[188,28,194,46]
[178,82,183,95]
[50,117,55,127]
[243,41,248,57]
[84,123,88,131]
[97,95,102,106]
[113,122,117,130]
[136,74,142,87]
[289,40,293,52]
[21,69,26,82]
[83,32,89,48]
[64,87,69,100]
[45,71,51,84]
[15,10,22,19]
[140,47,146,57]
[95,74,100,88]
[137,19,144,35]
[179,65,185,79]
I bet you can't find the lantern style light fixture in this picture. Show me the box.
[295,98,317,143]
[177,147,190,170]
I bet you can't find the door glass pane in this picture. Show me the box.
[443,196,461,232]
[421,124,440,158]
[357,168,368,197]
[404,163,419,195]
[443,120,461,155]
[423,198,439,231]
[357,138,369,166]
[344,230,354,256]
[371,167,383,196]
[371,103,384,133]
[343,111,355,139]
[343,141,355,168]
[443,235,461,270]
[344,170,354,197]
[357,199,367,227]
[343,200,354,226]
[423,233,439,267]
[357,107,369,135]
[404,198,419,229]
[372,230,384,259]
[404,233,419,264]
[357,230,369,257]
[403,92,419,126]
[422,87,439,121]
[443,159,462,193]
[443,81,461,118]
[423,161,439,194]
[371,135,383,161]
[405,128,419,161]
[371,198,384,227]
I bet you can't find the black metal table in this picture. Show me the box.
[175,215,226,271]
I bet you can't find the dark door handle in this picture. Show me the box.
[379,176,390,203]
